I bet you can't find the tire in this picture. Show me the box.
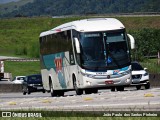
[27,91,31,95]
[23,92,26,95]
[22,86,26,95]
[116,86,124,91]
[50,81,57,97]
[145,82,150,89]
[73,76,83,95]
[136,85,141,90]
[27,88,31,94]
[42,90,46,93]
[111,87,116,92]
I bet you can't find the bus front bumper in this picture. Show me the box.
[81,74,131,89]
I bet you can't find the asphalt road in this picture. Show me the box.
[0,87,160,111]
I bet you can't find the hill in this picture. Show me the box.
[1,0,160,18]
[0,0,20,4]
[0,0,33,15]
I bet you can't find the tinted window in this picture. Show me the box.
[27,75,42,84]
[132,63,143,70]
[17,77,25,80]
[40,30,72,55]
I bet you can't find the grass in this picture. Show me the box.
[4,59,160,79]
[0,16,160,56]
[0,0,34,15]
[0,16,160,77]
[4,61,40,78]
[140,59,160,74]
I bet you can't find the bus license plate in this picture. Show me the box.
[105,80,113,84]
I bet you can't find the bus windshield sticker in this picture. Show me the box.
[84,33,100,38]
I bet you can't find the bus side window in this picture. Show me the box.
[67,30,75,65]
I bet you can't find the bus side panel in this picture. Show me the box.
[41,69,50,91]
[41,52,74,90]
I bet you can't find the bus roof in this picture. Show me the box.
[40,18,125,37]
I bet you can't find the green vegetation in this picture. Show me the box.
[1,0,159,18]
[0,16,83,57]
[0,16,160,76]
[5,61,40,77]
[140,59,160,74]
[0,0,33,15]
[0,16,159,58]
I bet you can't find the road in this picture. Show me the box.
[0,87,160,111]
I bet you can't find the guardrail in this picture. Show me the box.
[4,58,40,62]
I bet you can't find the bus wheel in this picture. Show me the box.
[49,81,57,97]
[73,76,83,95]
[23,91,26,95]
[111,87,116,92]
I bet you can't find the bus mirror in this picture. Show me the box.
[127,34,135,49]
[74,38,81,53]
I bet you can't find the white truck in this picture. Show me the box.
[0,61,12,80]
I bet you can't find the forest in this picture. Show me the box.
[1,0,160,18]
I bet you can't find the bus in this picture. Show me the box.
[39,18,135,97]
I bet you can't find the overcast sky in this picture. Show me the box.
[0,0,20,4]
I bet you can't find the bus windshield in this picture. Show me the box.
[79,30,130,70]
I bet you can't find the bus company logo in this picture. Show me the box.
[54,57,62,73]
[113,70,120,75]
[2,112,12,117]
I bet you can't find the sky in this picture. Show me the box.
[0,0,20,4]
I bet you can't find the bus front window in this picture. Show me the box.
[79,30,130,71]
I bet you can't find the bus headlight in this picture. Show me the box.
[81,71,95,78]
[119,69,131,75]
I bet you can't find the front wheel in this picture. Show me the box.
[73,76,83,95]
[50,81,57,97]
[42,89,46,93]
[23,91,26,95]
[145,82,150,89]
[111,87,116,92]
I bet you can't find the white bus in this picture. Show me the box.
[39,18,135,97]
